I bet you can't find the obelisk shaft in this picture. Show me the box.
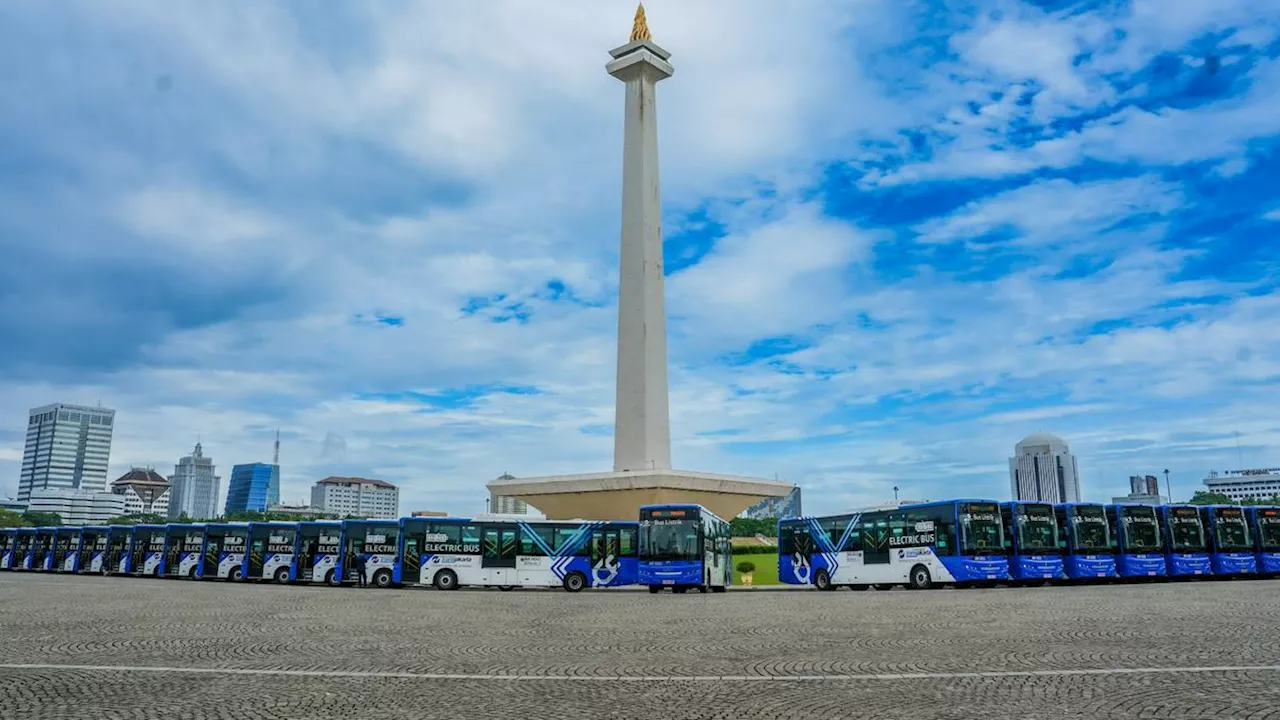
[608,34,674,473]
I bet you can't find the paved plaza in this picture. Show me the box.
[2,575,1279,719]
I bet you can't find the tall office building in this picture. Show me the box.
[169,443,221,520]
[224,463,280,515]
[1131,475,1160,496]
[18,403,116,503]
[1008,433,1082,503]
[312,477,399,518]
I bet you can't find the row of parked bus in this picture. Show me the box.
[0,504,733,593]
[4,500,1277,593]
[779,501,1280,590]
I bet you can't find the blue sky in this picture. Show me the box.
[1,0,1278,515]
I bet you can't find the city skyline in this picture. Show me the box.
[1,2,1278,517]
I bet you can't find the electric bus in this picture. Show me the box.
[400,515,639,592]
[51,527,82,572]
[197,523,249,580]
[1200,505,1257,576]
[640,504,732,593]
[779,500,1008,591]
[126,524,167,576]
[78,526,111,574]
[1107,504,1167,578]
[12,528,35,570]
[243,522,298,583]
[335,519,401,588]
[1000,501,1066,581]
[1246,506,1280,576]
[292,521,341,584]
[0,528,14,569]
[1056,503,1118,579]
[1159,505,1211,577]
[32,527,56,571]
[104,526,132,574]
[161,524,206,579]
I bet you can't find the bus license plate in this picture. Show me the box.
[1097,573,1105,577]
[1148,571,1155,576]
[1194,570,1202,575]
[663,579,674,585]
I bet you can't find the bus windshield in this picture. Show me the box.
[1071,506,1111,552]
[1215,509,1251,551]
[1119,506,1161,551]
[1016,504,1058,552]
[639,518,699,562]
[960,503,1003,555]
[1167,509,1205,551]
[1258,513,1280,551]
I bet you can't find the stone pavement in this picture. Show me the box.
[2,574,1279,719]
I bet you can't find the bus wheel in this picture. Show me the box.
[648,586,661,594]
[433,569,458,591]
[498,585,515,592]
[274,567,291,584]
[563,572,587,593]
[814,569,834,591]
[909,565,933,590]
[187,567,197,579]
[373,569,393,588]
[229,567,243,582]
[325,569,342,587]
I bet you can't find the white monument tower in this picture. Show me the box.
[608,4,674,473]
[487,5,794,520]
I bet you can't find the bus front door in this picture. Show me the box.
[480,525,517,586]
[590,528,620,586]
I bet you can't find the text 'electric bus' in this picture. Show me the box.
[244,522,297,583]
[292,521,341,584]
[780,500,1009,591]
[162,524,205,579]
[639,504,731,594]
[51,527,81,572]
[198,523,248,580]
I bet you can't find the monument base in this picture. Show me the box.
[485,468,793,521]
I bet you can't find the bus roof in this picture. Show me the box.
[341,518,399,526]
[245,521,299,528]
[297,520,342,527]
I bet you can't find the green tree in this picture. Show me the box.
[21,511,62,527]
[735,560,756,575]
[0,509,29,528]
[730,517,777,538]
[1187,491,1232,505]
[107,513,167,525]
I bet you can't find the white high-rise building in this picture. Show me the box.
[1009,433,1082,503]
[311,477,399,519]
[169,442,221,520]
[18,403,116,503]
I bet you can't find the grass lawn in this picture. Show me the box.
[733,557,780,586]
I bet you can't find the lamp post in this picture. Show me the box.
[893,486,900,504]
[1163,469,1172,504]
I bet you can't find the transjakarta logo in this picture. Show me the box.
[424,533,450,543]
[364,534,397,554]
[915,521,935,533]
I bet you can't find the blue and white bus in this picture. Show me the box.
[640,504,731,593]
[336,519,401,588]
[400,516,639,592]
[1056,503,1118,579]
[780,500,1008,591]
[32,528,56,571]
[126,525,167,577]
[197,523,249,580]
[161,524,205,579]
[1200,505,1257,576]
[51,527,82,573]
[78,526,111,574]
[1159,505,1211,577]
[1246,506,1280,576]
[104,526,132,574]
[0,528,15,569]
[243,522,298,583]
[1000,502,1066,581]
[1107,504,1167,578]
[12,528,35,570]
[292,521,341,584]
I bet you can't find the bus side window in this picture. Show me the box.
[461,525,480,546]
[620,528,636,557]
[519,527,545,556]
